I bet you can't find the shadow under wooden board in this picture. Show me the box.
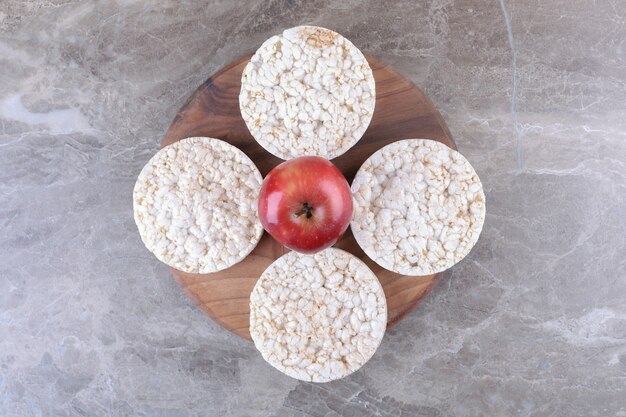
[162,53,456,340]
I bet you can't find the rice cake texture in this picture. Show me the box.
[351,139,486,276]
[240,25,375,160]
[249,248,387,382]
[133,137,263,274]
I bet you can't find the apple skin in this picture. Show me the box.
[258,156,353,254]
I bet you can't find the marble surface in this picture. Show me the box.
[1,0,625,415]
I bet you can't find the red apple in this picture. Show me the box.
[258,156,353,254]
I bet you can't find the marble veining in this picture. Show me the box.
[1,1,625,416]
[497,0,523,172]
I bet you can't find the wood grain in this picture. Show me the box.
[162,54,455,340]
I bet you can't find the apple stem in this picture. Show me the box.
[295,202,314,219]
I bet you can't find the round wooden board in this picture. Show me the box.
[163,54,455,340]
